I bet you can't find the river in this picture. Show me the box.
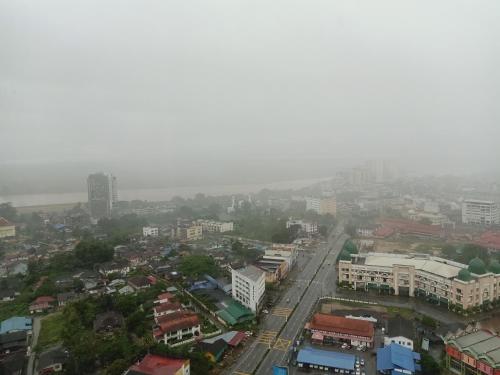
[0,177,329,207]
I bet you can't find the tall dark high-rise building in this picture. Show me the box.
[87,173,117,222]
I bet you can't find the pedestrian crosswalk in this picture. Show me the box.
[256,330,277,346]
[271,307,293,318]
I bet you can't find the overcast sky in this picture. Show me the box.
[1,0,499,191]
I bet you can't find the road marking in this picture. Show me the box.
[273,338,292,351]
[256,330,277,345]
[233,372,251,375]
[271,307,293,318]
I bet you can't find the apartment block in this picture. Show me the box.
[462,199,499,225]
[231,265,265,313]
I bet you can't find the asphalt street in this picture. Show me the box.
[228,225,346,375]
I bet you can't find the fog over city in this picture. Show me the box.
[1,0,499,194]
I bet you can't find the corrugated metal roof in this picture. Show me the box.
[297,347,355,370]
[377,344,417,373]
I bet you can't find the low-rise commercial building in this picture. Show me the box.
[384,336,414,350]
[296,347,355,373]
[265,243,297,269]
[462,199,499,225]
[231,265,265,313]
[339,252,500,311]
[305,313,375,348]
[377,343,421,375]
[444,330,500,375]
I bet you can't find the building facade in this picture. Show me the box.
[462,199,499,225]
[0,217,15,238]
[338,252,500,311]
[444,330,500,375]
[306,313,374,348]
[175,225,203,241]
[87,173,117,222]
[286,218,318,234]
[231,265,265,313]
[143,226,159,237]
[196,220,234,233]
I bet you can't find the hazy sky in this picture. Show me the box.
[1,0,499,190]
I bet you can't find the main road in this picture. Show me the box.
[227,225,347,375]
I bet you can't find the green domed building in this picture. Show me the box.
[457,268,472,282]
[489,260,500,274]
[468,257,487,275]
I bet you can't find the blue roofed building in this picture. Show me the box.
[377,343,421,374]
[0,317,33,335]
[297,347,355,372]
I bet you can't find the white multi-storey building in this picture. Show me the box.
[286,218,318,234]
[305,197,336,216]
[196,220,234,233]
[143,226,159,237]
[231,265,265,313]
[462,199,499,225]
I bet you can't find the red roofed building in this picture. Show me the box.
[155,292,175,305]
[125,354,190,375]
[381,219,443,238]
[476,231,500,252]
[305,313,374,348]
[0,217,15,238]
[29,296,56,314]
[154,311,201,346]
[154,302,183,321]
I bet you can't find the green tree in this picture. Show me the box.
[441,244,457,259]
[179,255,220,278]
[74,239,114,268]
[420,352,440,375]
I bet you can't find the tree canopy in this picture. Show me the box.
[74,239,114,268]
[179,255,220,278]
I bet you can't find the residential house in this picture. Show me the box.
[124,354,190,375]
[154,302,183,321]
[153,311,201,346]
[29,296,56,314]
[128,276,153,291]
[0,290,16,302]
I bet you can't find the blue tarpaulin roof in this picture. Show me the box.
[297,347,355,370]
[377,343,418,373]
